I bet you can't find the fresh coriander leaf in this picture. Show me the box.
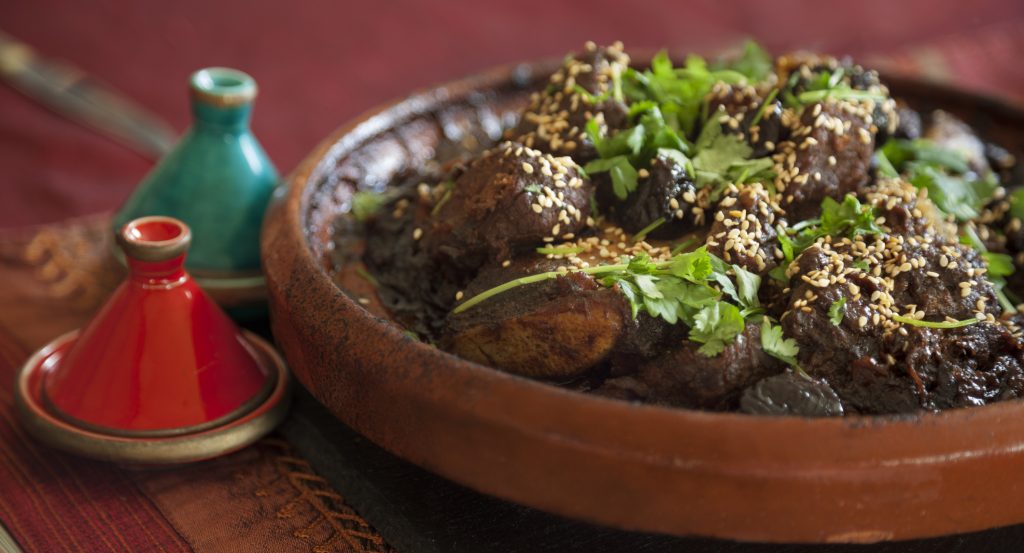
[880,138,999,222]
[874,149,899,179]
[819,195,883,237]
[584,155,638,199]
[777,194,882,262]
[919,164,998,221]
[733,265,762,310]
[631,273,661,298]
[1009,188,1024,222]
[613,278,641,318]
[690,302,745,357]
[760,318,800,367]
[828,297,847,326]
[983,252,1014,278]
[665,246,713,283]
[657,148,691,169]
[524,184,543,194]
[714,40,772,83]
[767,264,789,283]
[882,139,970,173]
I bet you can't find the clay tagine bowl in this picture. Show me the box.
[262,59,1024,543]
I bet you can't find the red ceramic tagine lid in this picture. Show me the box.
[14,216,291,464]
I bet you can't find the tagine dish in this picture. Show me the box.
[339,41,1024,417]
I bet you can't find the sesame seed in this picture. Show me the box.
[413,228,423,240]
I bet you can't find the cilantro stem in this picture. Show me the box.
[633,217,666,242]
[536,245,586,255]
[452,263,629,314]
[430,182,454,216]
[670,236,700,255]
[355,267,380,288]
[748,88,779,127]
[796,88,885,104]
[891,315,978,329]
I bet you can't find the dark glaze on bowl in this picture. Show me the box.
[262,57,1024,542]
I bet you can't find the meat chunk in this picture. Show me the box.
[740,371,844,416]
[775,100,875,219]
[442,258,629,380]
[612,154,705,239]
[775,53,899,142]
[600,323,781,410]
[886,322,1024,410]
[511,42,630,163]
[706,82,784,158]
[863,178,956,242]
[924,110,990,174]
[893,102,922,140]
[423,141,593,271]
[779,220,1014,413]
[706,182,782,275]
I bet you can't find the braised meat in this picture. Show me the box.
[350,40,1024,417]
[706,182,781,275]
[924,110,990,174]
[423,141,593,271]
[601,323,781,410]
[613,154,704,239]
[707,82,784,158]
[775,101,876,219]
[443,258,629,379]
[778,213,1014,413]
[511,42,630,163]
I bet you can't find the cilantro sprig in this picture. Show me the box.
[878,139,999,222]
[453,246,766,357]
[760,318,800,368]
[781,66,886,108]
[959,224,1016,312]
[775,194,882,268]
[712,40,773,83]
[583,48,775,201]
[585,112,774,200]
[828,297,846,326]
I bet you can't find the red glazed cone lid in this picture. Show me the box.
[41,216,271,435]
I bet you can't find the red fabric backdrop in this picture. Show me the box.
[1,0,1023,229]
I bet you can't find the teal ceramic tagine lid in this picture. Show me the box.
[113,67,278,312]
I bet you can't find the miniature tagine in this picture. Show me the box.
[113,67,278,314]
[15,216,290,464]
